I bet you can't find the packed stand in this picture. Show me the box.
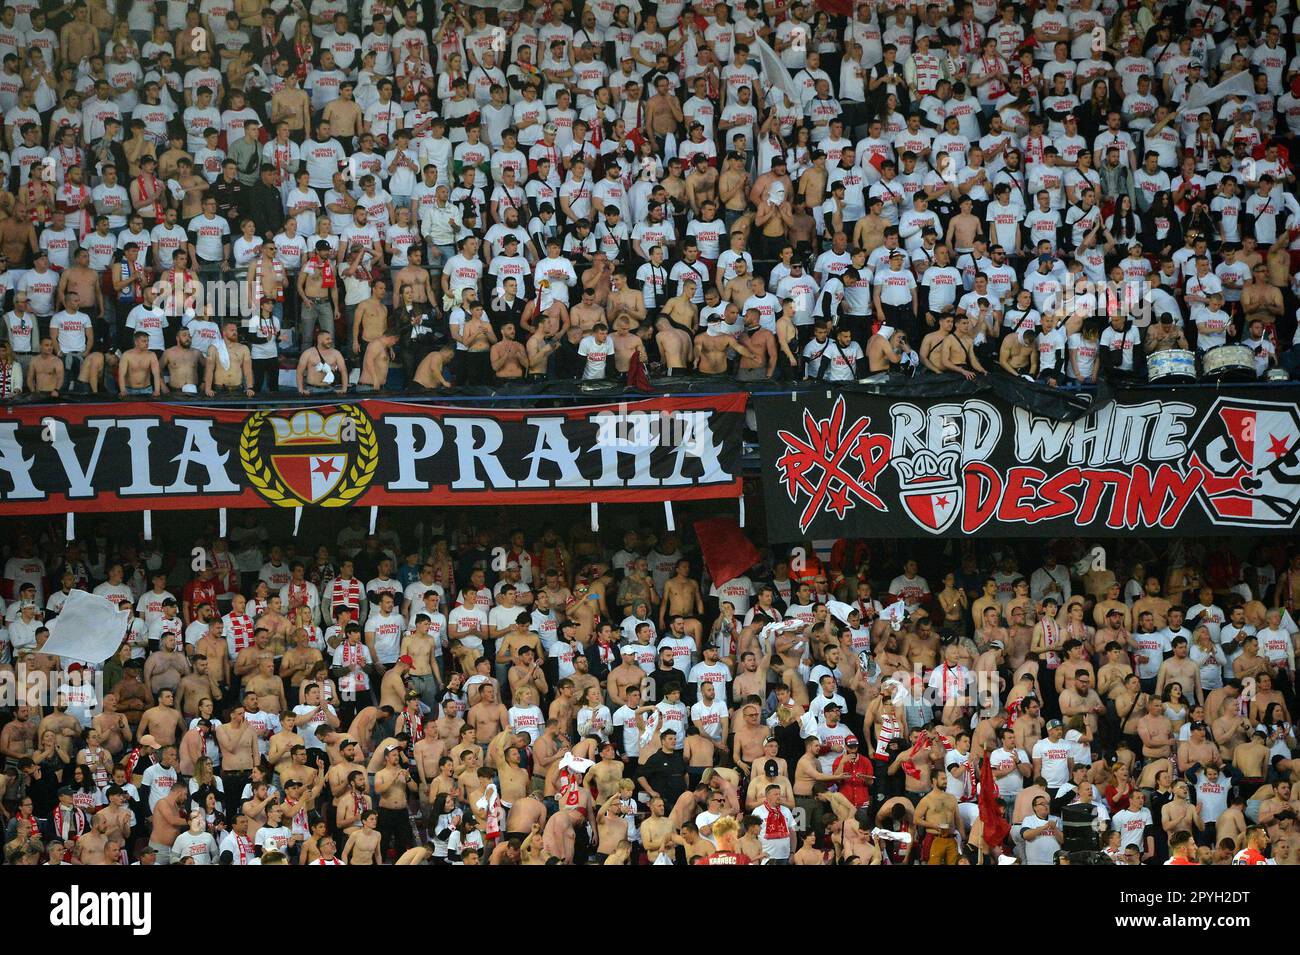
[0,514,1295,865]
[1,0,1300,400]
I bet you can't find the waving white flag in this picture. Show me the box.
[751,36,802,108]
[41,589,130,664]
[1180,70,1255,113]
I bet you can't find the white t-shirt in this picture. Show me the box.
[989,747,1028,797]
[1112,807,1152,851]
[363,610,405,665]
[750,802,795,860]
[689,697,728,742]
[171,830,218,864]
[889,574,931,611]
[578,334,615,379]
[612,704,642,757]
[709,576,752,615]
[254,825,292,855]
[1031,736,1073,788]
[447,605,488,652]
[141,762,178,810]
[1018,813,1063,865]
[292,702,337,750]
[508,704,545,742]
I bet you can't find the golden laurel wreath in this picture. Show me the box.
[239,404,379,508]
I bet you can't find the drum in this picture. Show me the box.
[1148,348,1196,383]
[1202,344,1255,381]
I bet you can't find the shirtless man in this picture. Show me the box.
[610,315,649,373]
[920,313,953,374]
[645,75,684,143]
[297,330,349,394]
[693,312,746,374]
[160,329,202,394]
[605,272,644,330]
[521,289,570,341]
[343,809,384,865]
[359,331,399,390]
[915,770,961,864]
[736,309,776,379]
[351,280,390,359]
[718,155,751,225]
[57,249,104,319]
[659,563,704,641]
[490,323,528,380]
[92,697,132,758]
[730,703,770,778]
[136,689,186,747]
[1132,578,1172,631]
[999,329,1038,375]
[204,321,255,397]
[1094,583,1130,629]
[118,331,162,397]
[393,246,437,306]
[414,344,456,388]
[459,303,498,384]
[60,8,100,67]
[467,684,509,743]
[934,314,986,379]
[1240,263,1284,331]
[245,654,288,715]
[216,706,259,813]
[270,71,312,137]
[176,655,221,719]
[658,279,699,339]
[686,163,719,214]
[569,286,607,339]
[1138,695,1176,760]
[865,327,908,373]
[27,337,66,397]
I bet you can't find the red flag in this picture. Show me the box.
[978,753,1011,853]
[626,349,651,392]
[693,518,760,591]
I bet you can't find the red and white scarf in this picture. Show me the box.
[226,613,254,653]
[232,832,254,864]
[760,802,789,841]
[137,174,163,220]
[1041,618,1060,668]
[52,804,86,842]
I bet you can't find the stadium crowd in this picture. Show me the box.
[0,513,1296,865]
[1,0,1300,400]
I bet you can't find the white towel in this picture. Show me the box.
[214,337,231,370]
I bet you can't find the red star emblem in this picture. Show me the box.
[1267,434,1291,459]
[935,495,950,508]
[827,483,855,518]
[312,457,340,479]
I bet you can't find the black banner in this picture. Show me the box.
[756,385,1300,539]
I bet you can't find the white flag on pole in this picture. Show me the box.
[41,589,131,664]
[1180,70,1255,113]
[751,36,801,109]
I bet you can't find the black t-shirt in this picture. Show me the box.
[647,666,682,705]
[641,748,687,807]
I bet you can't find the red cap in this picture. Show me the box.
[398,655,414,666]
[67,663,83,672]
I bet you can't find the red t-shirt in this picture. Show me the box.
[832,752,875,808]
[183,578,218,621]
[693,851,752,865]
